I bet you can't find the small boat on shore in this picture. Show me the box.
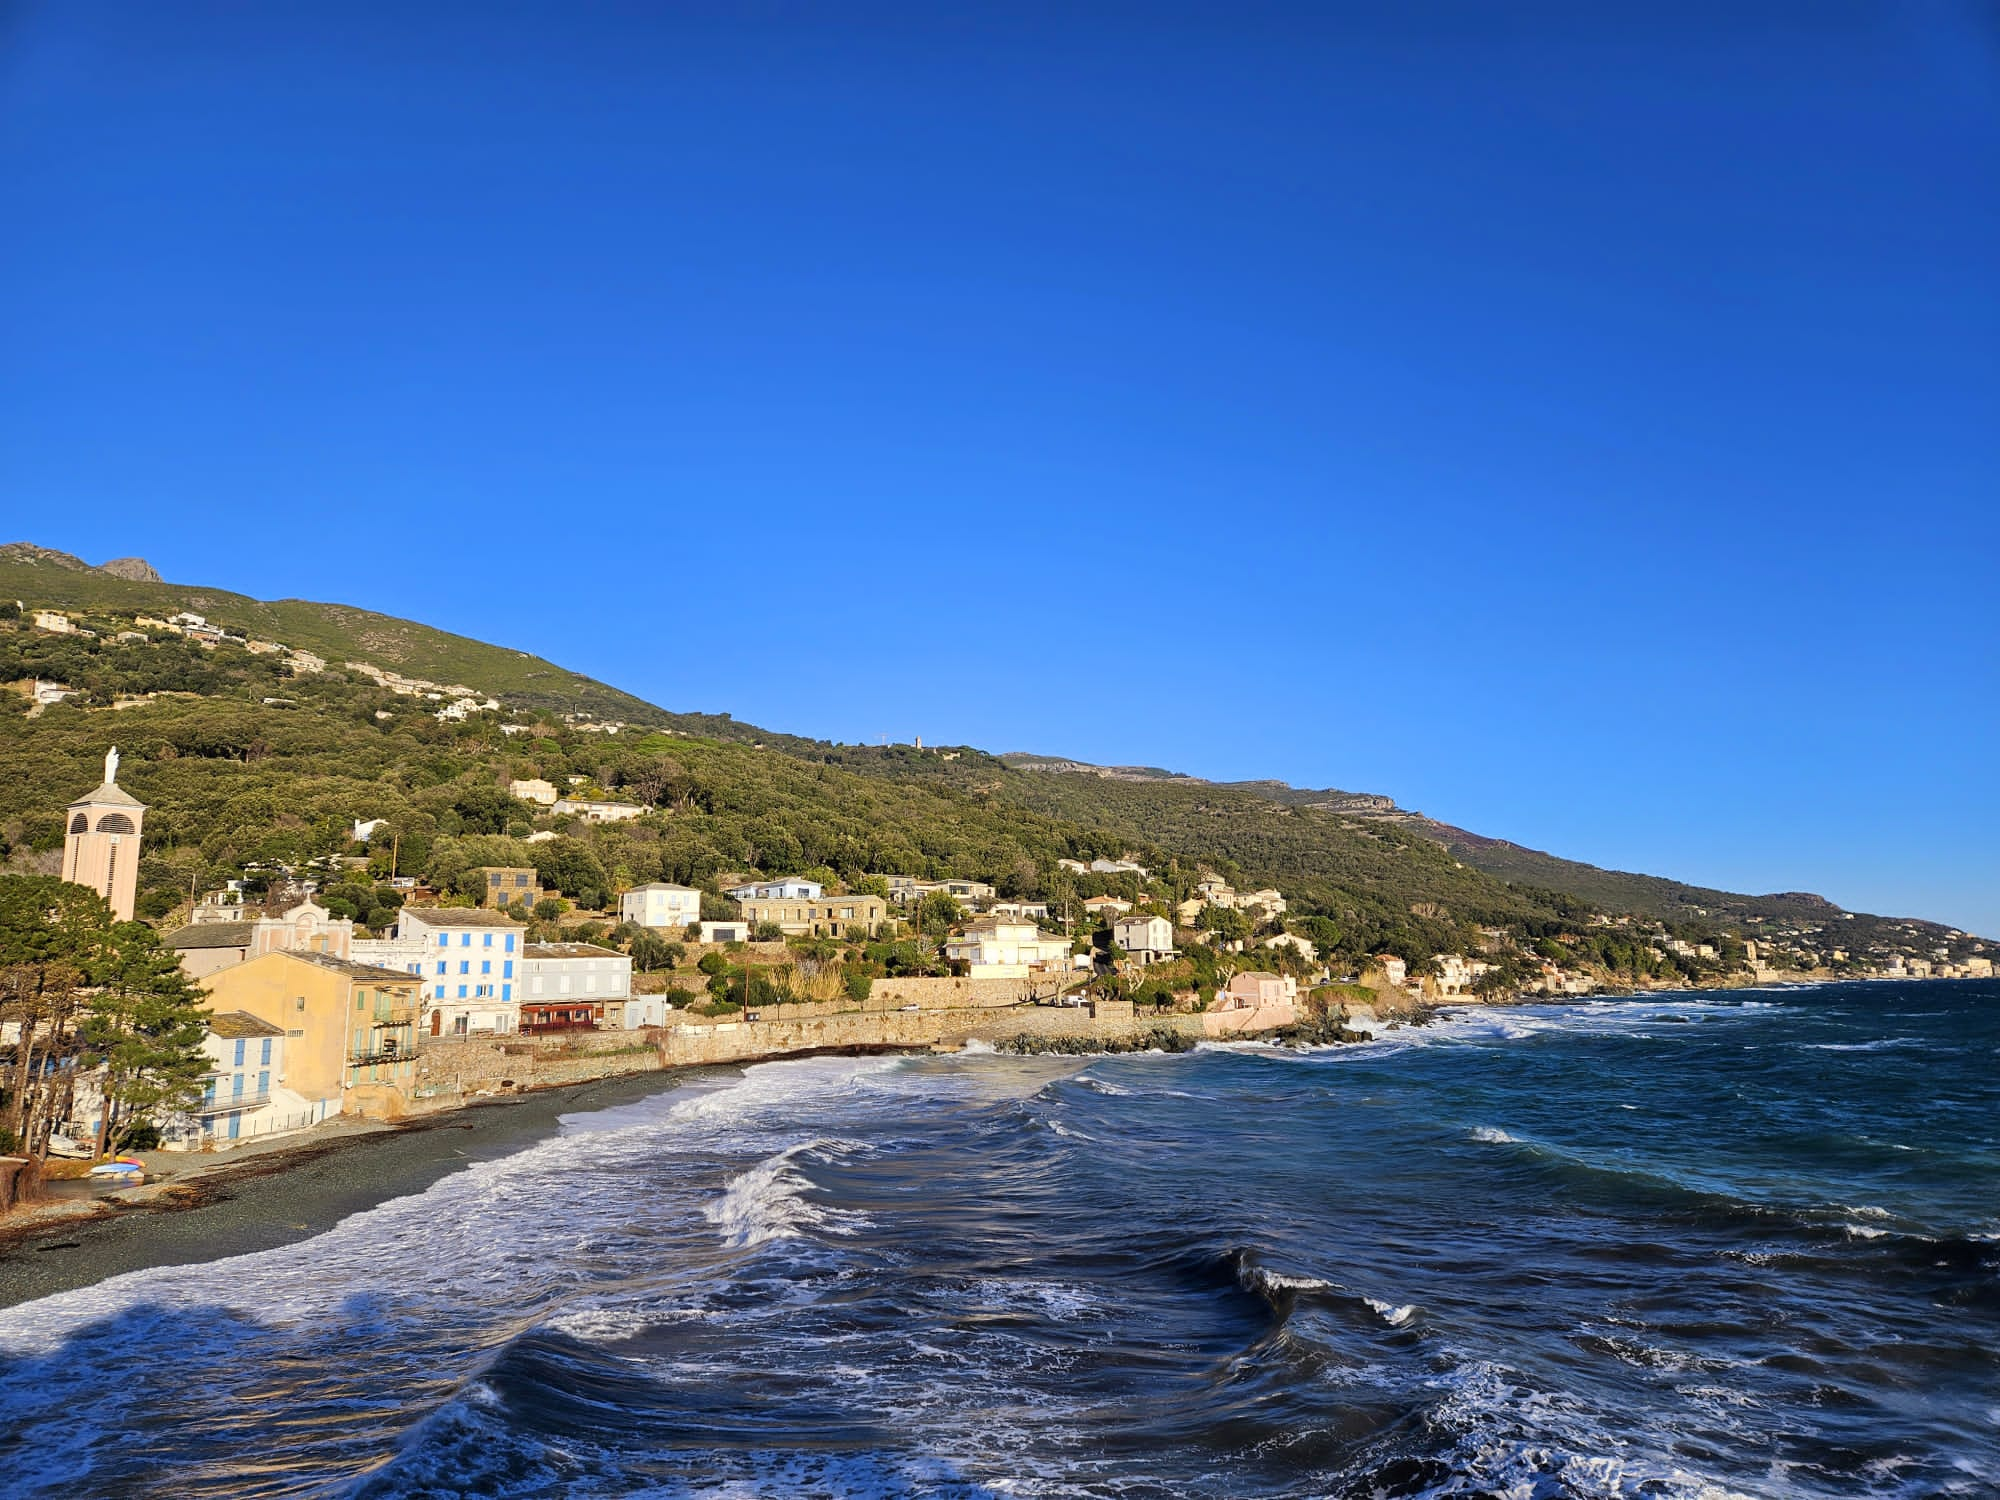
[87,1157,147,1182]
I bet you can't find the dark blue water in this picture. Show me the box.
[1,980,1994,1497]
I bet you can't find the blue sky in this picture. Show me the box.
[4,3,1996,934]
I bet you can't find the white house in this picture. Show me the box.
[166,1011,319,1148]
[509,778,559,806]
[621,883,702,930]
[1112,914,1175,965]
[1082,895,1132,919]
[944,918,1073,978]
[699,920,751,944]
[352,817,388,842]
[727,877,823,902]
[991,901,1051,920]
[553,797,646,823]
[396,907,526,1037]
[32,610,77,634]
[522,942,634,1020]
[1264,932,1317,963]
[1370,954,1409,988]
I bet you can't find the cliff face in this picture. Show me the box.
[97,557,163,583]
[0,544,162,583]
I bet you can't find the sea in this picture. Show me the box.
[0,979,1994,1498]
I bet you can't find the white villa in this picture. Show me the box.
[944,918,1074,978]
[621,883,703,930]
[727,877,823,902]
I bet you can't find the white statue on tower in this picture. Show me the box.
[105,745,120,785]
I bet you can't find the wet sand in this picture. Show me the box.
[0,1067,706,1312]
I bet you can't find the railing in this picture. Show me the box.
[348,1049,412,1067]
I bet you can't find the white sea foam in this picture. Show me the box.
[1470,1125,1516,1144]
[703,1137,868,1248]
[1364,1296,1418,1326]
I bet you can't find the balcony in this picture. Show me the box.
[196,1090,273,1116]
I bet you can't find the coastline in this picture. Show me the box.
[0,1065,708,1313]
[0,975,1946,1313]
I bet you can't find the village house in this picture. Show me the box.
[32,610,78,634]
[167,1013,308,1148]
[728,876,823,902]
[522,943,633,1027]
[876,875,997,908]
[1370,954,1409,988]
[1239,888,1288,918]
[509,777,559,806]
[1082,894,1132,919]
[199,951,420,1121]
[944,917,1074,978]
[1208,971,1299,1034]
[1112,913,1176,965]
[1434,954,1474,995]
[739,892,888,938]
[621,882,703,930]
[699,919,750,944]
[166,895,355,979]
[1263,932,1317,963]
[991,900,1051,921]
[395,906,526,1037]
[552,796,646,823]
[471,865,543,909]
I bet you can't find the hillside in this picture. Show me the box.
[1,545,675,728]
[1,547,1982,968]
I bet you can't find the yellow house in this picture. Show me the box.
[200,950,420,1120]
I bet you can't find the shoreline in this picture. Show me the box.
[0,979,1931,1312]
[0,1065,710,1312]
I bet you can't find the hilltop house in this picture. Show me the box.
[509,778,559,806]
[1082,895,1132,919]
[552,796,646,823]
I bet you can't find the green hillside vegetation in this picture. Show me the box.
[1,546,665,726]
[2,557,1977,969]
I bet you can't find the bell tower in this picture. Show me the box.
[63,746,146,921]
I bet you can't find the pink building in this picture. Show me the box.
[1206,970,1298,1036]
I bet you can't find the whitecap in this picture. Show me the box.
[1364,1296,1418,1326]
[1469,1125,1516,1144]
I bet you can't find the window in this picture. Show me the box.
[460,961,470,974]
[438,934,449,948]
[232,1074,244,1099]
[457,984,468,998]
[505,934,516,953]
[436,961,447,975]
[461,933,471,947]
[503,960,513,978]
[261,1039,273,1066]
[233,1039,246,1067]
[483,933,492,948]
[481,960,491,975]
[502,983,511,1001]
[257,1070,269,1096]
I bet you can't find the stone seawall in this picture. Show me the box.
[401,995,1323,1113]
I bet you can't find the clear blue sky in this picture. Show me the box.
[4,4,1996,934]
